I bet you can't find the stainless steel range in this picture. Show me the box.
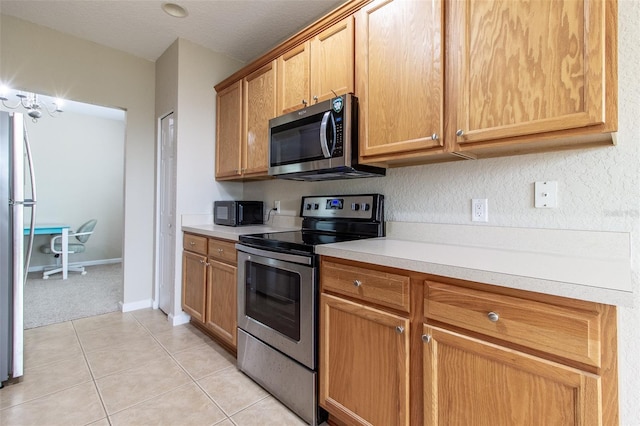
[236,194,385,425]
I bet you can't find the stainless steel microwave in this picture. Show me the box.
[268,94,385,181]
[213,201,264,226]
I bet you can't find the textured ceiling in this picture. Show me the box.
[0,0,348,63]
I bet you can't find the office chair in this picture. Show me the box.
[40,219,97,279]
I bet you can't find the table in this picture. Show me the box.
[24,224,71,279]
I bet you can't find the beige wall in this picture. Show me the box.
[1,15,155,306]
[155,38,242,319]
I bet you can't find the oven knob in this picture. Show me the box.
[361,203,370,211]
[314,203,319,210]
[351,203,360,211]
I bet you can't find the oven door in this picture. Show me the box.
[237,245,316,369]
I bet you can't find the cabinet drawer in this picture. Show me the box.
[183,233,208,255]
[322,260,410,313]
[424,281,602,367]
[208,238,237,264]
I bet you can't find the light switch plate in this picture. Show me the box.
[534,181,558,208]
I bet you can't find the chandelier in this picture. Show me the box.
[0,86,64,122]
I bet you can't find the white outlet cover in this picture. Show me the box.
[534,181,558,208]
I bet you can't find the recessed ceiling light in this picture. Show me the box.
[162,2,188,18]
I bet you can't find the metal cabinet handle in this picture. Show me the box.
[456,129,464,137]
[189,241,195,246]
[313,95,318,103]
[199,259,205,264]
[431,133,439,141]
[218,248,223,253]
[422,334,432,343]
[395,326,405,334]
[302,99,308,106]
[204,262,211,267]
[353,279,362,287]
[487,311,499,322]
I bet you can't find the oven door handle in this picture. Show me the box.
[236,244,313,266]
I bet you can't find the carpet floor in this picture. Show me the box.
[23,263,123,329]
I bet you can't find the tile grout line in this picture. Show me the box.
[71,318,112,426]
[135,313,235,423]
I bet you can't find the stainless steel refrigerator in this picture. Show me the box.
[1,112,37,386]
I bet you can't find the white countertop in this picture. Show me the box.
[182,223,299,241]
[316,222,633,307]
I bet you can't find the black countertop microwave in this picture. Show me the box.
[268,94,385,181]
[214,201,264,226]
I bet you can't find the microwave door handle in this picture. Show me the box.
[319,111,332,158]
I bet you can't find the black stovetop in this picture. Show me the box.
[237,194,385,256]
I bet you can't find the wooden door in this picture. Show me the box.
[277,42,310,114]
[215,80,243,179]
[320,293,410,426]
[422,324,601,425]
[356,0,444,160]
[181,251,207,323]
[205,259,238,349]
[448,0,606,145]
[243,60,277,177]
[311,16,354,104]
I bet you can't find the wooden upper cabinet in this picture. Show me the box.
[448,0,611,149]
[215,80,243,179]
[311,16,355,104]
[356,0,445,162]
[278,17,354,115]
[243,60,277,177]
[277,42,311,114]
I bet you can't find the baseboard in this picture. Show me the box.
[28,258,122,273]
[169,311,191,326]
[119,299,153,312]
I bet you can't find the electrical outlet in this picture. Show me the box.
[274,200,281,214]
[472,199,488,222]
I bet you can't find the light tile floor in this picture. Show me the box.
[0,309,309,426]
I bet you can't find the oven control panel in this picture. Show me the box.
[301,194,382,220]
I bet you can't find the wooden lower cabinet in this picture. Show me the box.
[319,256,618,426]
[182,233,238,352]
[422,324,601,425]
[181,250,207,323]
[319,293,410,426]
[205,259,237,348]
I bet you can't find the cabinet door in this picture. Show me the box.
[205,259,238,349]
[320,293,410,426]
[181,251,207,323]
[422,324,601,425]
[449,0,605,145]
[356,0,444,160]
[277,42,310,114]
[311,16,354,104]
[243,61,277,177]
[215,80,243,179]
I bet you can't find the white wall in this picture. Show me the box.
[243,1,640,424]
[155,38,243,320]
[0,109,126,267]
[0,15,156,306]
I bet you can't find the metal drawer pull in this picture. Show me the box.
[487,311,500,322]
[395,326,404,334]
[422,334,432,343]
[353,279,362,287]
[456,129,465,137]
[431,133,439,140]
[189,241,195,246]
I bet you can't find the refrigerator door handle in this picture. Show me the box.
[22,123,37,282]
